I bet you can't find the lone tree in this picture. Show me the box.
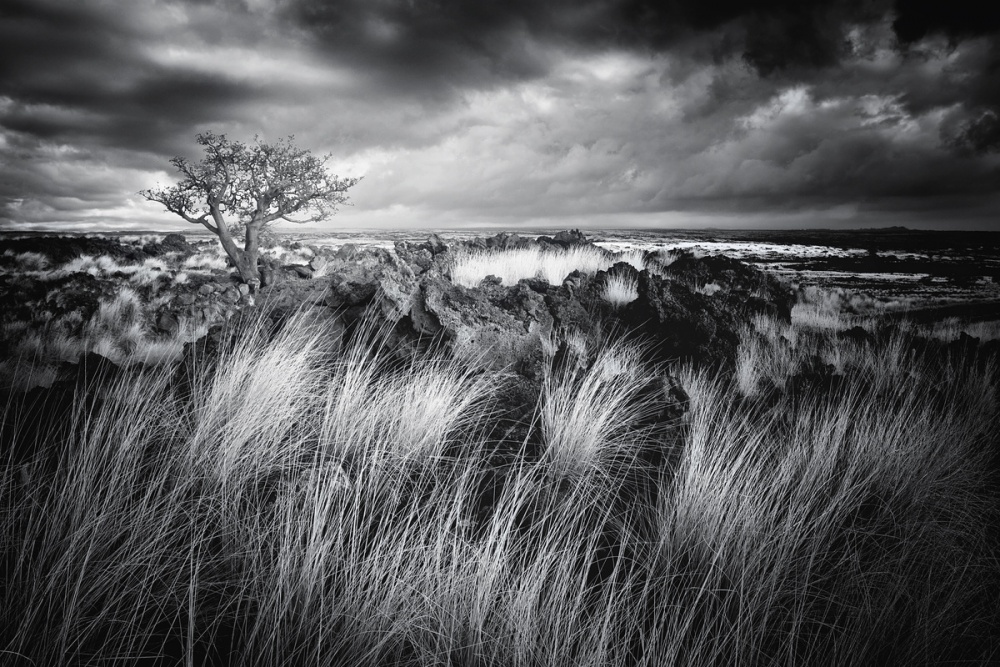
[142,132,360,287]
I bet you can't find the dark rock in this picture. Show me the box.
[413,274,553,376]
[197,283,216,296]
[155,311,181,336]
[324,248,418,321]
[394,241,437,274]
[288,264,314,279]
[335,243,359,261]
[665,253,795,321]
[260,280,331,319]
[426,233,448,254]
[260,263,276,287]
[537,229,588,249]
[41,273,114,320]
[465,233,532,252]
[838,326,875,345]
[159,233,191,253]
[619,272,742,368]
[0,235,152,265]
[544,271,604,346]
[69,352,122,389]
[142,235,191,257]
[176,292,197,306]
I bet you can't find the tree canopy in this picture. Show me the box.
[142,132,360,285]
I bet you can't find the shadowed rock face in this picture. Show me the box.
[310,233,792,376]
[620,271,743,369]
[410,274,553,379]
[663,254,795,321]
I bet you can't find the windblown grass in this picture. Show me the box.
[660,356,999,665]
[601,273,639,308]
[450,246,643,288]
[183,249,229,271]
[0,287,209,390]
[1,310,997,665]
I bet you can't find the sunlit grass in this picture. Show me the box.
[183,249,229,271]
[601,273,639,308]
[451,246,643,287]
[1,308,997,665]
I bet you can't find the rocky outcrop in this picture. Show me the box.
[142,232,195,257]
[619,270,743,368]
[664,253,795,321]
[409,274,553,378]
[463,232,532,253]
[537,228,590,249]
[1,232,796,424]
[297,236,783,375]
[321,246,420,323]
[0,272,118,327]
[393,235,451,275]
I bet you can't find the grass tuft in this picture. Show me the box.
[601,273,639,308]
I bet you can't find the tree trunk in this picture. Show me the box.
[243,222,262,288]
[214,227,254,285]
[207,206,258,284]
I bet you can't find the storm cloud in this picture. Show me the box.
[1,0,998,230]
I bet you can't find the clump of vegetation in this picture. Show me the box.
[2,301,997,665]
[601,273,639,308]
[451,246,646,288]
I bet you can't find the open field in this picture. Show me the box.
[2,230,999,665]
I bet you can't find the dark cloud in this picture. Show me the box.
[951,109,1000,154]
[1,0,999,230]
[892,1,1000,44]
[0,0,272,157]
[283,0,590,96]
[884,1,1000,158]
[287,0,903,86]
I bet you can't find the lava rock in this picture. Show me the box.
[155,311,181,336]
[665,254,795,321]
[620,272,742,368]
[288,265,313,279]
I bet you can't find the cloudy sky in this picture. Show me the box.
[1,0,999,232]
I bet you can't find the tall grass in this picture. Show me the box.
[451,246,644,288]
[2,310,997,665]
[0,287,209,391]
[654,356,999,664]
